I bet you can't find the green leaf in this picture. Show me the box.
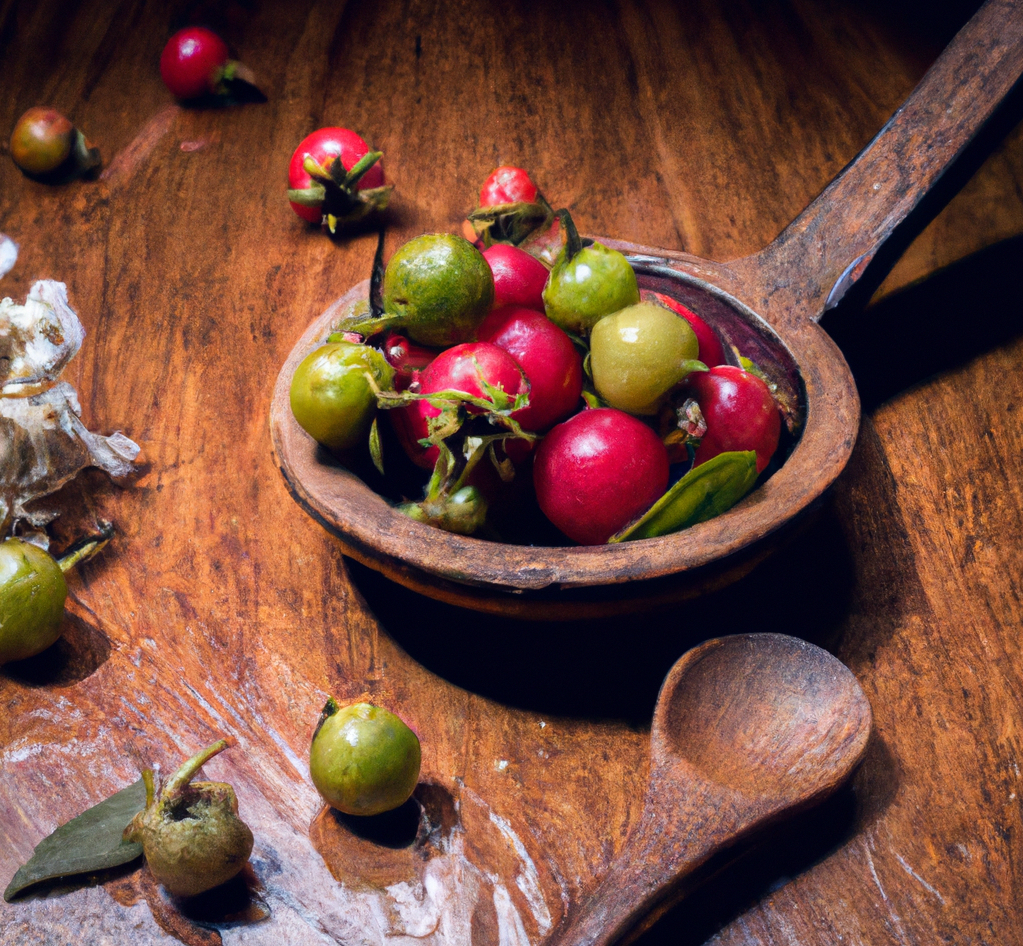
[369,416,384,475]
[4,778,147,901]
[610,451,759,542]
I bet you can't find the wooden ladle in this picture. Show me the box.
[270,0,1023,618]
[545,633,873,946]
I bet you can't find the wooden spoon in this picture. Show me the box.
[545,633,873,946]
[270,0,1023,618]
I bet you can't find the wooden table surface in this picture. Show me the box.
[3,1,1023,944]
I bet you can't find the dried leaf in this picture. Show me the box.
[4,778,146,901]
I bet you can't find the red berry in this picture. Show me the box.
[483,244,550,311]
[533,408,669,545]
[641,289,726,367]
[479,166,539,207]
[392,341,527,469]
[288,128,385,223]
[160,27,230,99]
[477,306,582,432]
[683,366,780,473]
[381,332,435,391]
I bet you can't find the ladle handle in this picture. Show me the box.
[544,783,748,946]
[741,0,1023,326]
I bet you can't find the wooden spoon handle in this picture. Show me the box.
[742,0,1023,326]
[545,784,747,946]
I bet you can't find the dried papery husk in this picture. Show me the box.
[0,240,140,537]
[1,383,139,536]
[0,236,17,280]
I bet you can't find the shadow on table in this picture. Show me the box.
[824,233,1023,414]
[348,493,857,728]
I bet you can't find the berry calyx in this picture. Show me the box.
[287,128,391,232]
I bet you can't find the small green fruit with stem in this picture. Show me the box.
[542,210,640,335]
[0,526,113,666]
[289,340,396,452]
[590,302,704,415]
[124,739,254,898]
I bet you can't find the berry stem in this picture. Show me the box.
[57,522,115,574]
[164,739,230,797]
[369,227,386,318]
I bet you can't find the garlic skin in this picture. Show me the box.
[0,238,140,537]
[124,740,254,898]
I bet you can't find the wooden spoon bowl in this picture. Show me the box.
[270,0,1023,619]
[545,633,874,945]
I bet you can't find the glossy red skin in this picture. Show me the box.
[684,366,780,473]
[641,289,727,367]
[479,166,538,206]
[160,27,230,99]
[381,332,435,391]
[392,342,528,469]
[288,128,385,223]
[483,244,550,311]
[533,408,669,545]
[477,306,582,432]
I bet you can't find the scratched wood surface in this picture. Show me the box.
[1,1,1022,944]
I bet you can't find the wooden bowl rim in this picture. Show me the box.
[269,256,860,596]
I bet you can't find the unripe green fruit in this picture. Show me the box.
[309,699,421,816]
[290,341,395,451]
[542,241,639,335]
[0,538,68,665]
[382,234,494,347]
[590,302,701,415]
[124,740,254,898]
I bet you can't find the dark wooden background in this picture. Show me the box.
[2,0,1022,943]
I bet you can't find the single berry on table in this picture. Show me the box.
[309,700,422,817]
[160,27,231,99]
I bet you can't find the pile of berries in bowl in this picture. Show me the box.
[273,165,802,615]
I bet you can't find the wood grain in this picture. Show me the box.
[2,0,1023,944]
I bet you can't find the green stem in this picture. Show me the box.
[57,522,115,574]
[142,768,156,809]
[344,151,383,188]
[164,739,230,797]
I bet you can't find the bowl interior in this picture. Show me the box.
[269,255,855,619]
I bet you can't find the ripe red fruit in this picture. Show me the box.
[533,408,669,545]
[392,341,528,469]
[477,306,582,432]
[641,289,726,367]
[381,331,435,391]
[479,166,539,207]
[483,244,550,311]
[288,128,386,224]
[683,366,781,473]
[160,27,230,99]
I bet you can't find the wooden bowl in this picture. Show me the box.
[270,0,1023,620]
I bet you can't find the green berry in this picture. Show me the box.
[382,233,494,347]
[309,700,421,816]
